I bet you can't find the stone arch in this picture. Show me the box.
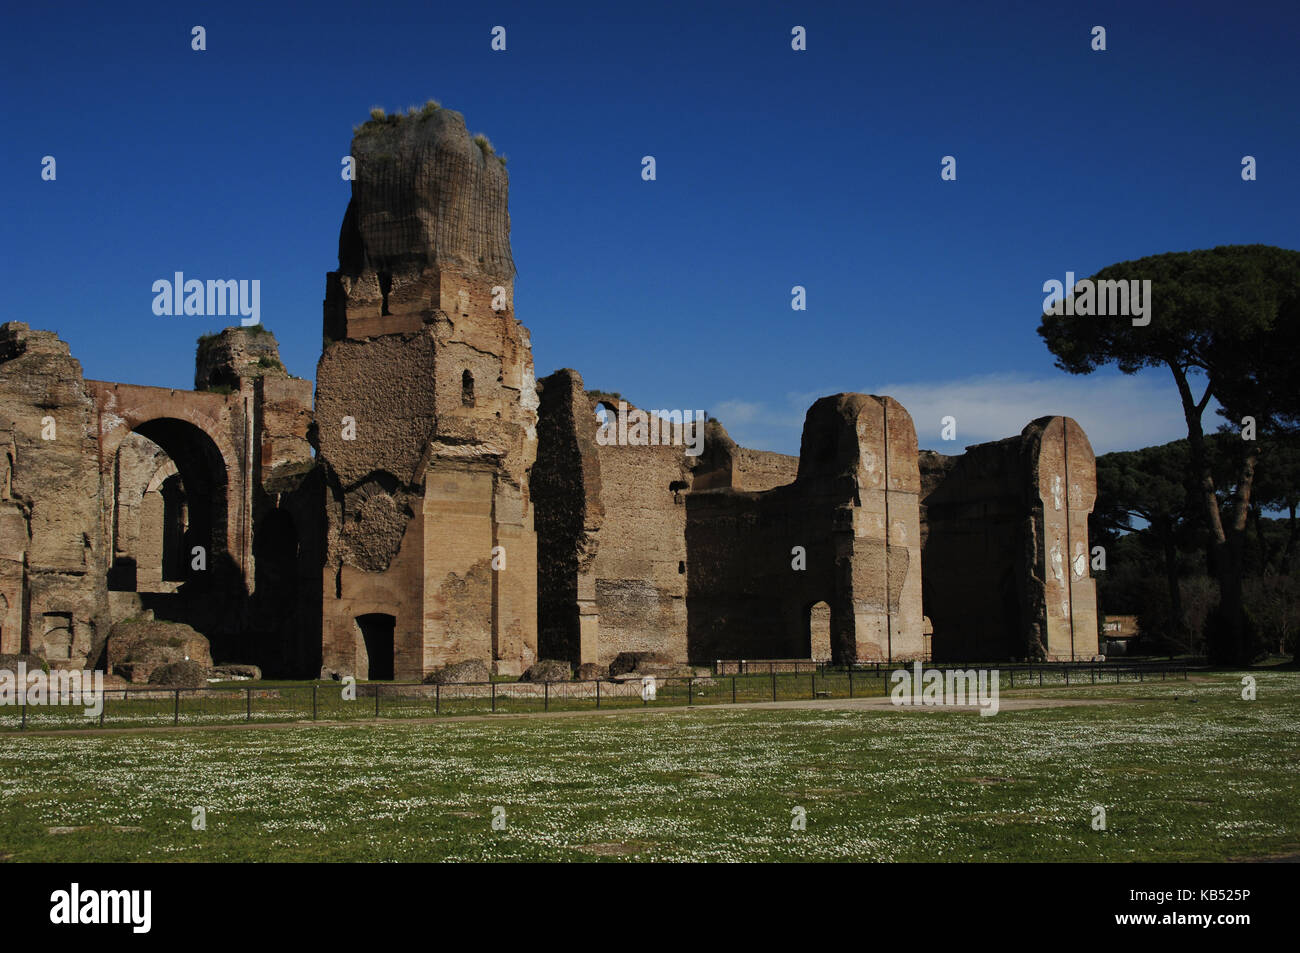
[126,417,232,578]
[355,612,395,680]
[806,600,832,661]
[594,400,618,429]
[89,382,246,582]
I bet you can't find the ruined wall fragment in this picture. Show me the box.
[0,322,109,667]
[920,416,1099,661]
[688,394,923,663]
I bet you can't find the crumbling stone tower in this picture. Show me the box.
[316,106,539,679]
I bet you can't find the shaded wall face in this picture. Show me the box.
[685,489,841,662]
[920,444,1025,660]
[532,370,602,666]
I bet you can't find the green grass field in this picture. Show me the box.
[0,670,1295,862]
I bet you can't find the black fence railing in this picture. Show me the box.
[0,660,1193,733]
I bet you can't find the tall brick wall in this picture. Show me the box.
[584,397,693,667]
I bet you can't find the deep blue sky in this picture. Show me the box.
[4,0,1297,455]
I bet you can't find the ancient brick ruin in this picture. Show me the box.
[315,106,538,680]
[0,105,1100,679]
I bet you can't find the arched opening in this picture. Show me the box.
[108,422,230,591]
[461,369,475,407]
[40,612,74,661]
[110,434,186,592]
[806,600,832,662]
[105,415,244,663]
[355,613,395,680]
[130,417,231,579]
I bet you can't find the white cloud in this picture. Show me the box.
[711,399,765,425]
[714,372,1198,457]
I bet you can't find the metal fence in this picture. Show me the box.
[0,660,1192,733]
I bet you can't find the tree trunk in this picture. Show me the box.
[1170,363,1235,662]
[1223,445,1260,663]
[1159,522,1187,651]
[1282,502,1298,575]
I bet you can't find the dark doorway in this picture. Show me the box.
[356,613,395,680]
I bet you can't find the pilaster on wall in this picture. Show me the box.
[490,476,537,677]
[1032,416,1099,660]
[847,396,924,661]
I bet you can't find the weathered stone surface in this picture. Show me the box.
[536,388,930,665]
[519,658,572,682]
[422,658,491,684]
[195,326,288,392]
[341,107,513,285]
[580,394,694,667]
[211,663,262,680]
[683,395,924,663]
[2,320,315,677]
[0,322,110,669]
[147,659,210,688]
[608,651,680,677]
[107,619,212,683]
[0,652,47,673]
